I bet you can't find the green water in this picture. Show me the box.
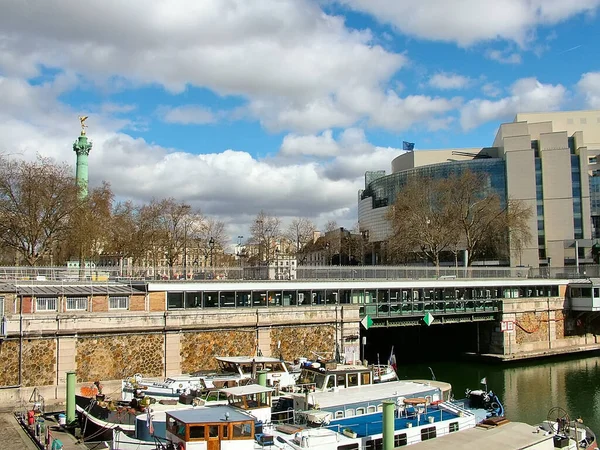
[396,353,600,433]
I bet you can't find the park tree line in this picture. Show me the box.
[0,156,532,268]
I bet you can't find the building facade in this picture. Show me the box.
[359,110,600,268]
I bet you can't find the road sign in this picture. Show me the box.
[500,321,515,332]
[423,312,435,326]
[361,315,373,330]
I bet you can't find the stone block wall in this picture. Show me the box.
[76,334,163,382]
[0,338,56,387]
[0,340,19,386]
[515,311,549,344]
[180,330,256,373]
[270,326,335,361]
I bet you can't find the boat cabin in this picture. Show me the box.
[165,406,255,450]
[294,362,380,392]
[215,356,296,389]
[221,384,274,425]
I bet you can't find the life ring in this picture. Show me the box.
[177,442,185,450]
[491,402,499,409]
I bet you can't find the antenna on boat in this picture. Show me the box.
[428,367,436,381]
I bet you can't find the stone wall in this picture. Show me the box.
[0,339,56,387]
[22,339,56,386]
[515,312,549,344]
[270,325,335,361]
[0,340,19,386]
[76,334,163,382]
[180,330,256,373]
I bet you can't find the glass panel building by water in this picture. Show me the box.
[358,110,600,268]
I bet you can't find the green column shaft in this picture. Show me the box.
[66,371,76,424]
[382,400,395,450]
[75,153,89,198]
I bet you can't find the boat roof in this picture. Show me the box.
[220,385,274,396]
[303,363,372,373]
[410,421,552,449]
[408,380,452,392]
[293,380,440,409]
[215,356,286,364]
[167,406,252,424]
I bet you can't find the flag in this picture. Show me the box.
[403,141,415,151]
[388,346,397,372]
[480,377,487,385]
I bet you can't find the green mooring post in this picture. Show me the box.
[382,400,395,450]
[257,370,267,387]
[66,371,76,424]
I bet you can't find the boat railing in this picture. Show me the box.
[282,382,318,393]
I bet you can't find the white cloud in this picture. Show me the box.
[160,105,217,125]
[485,49,522,64]
[336,0,600,46]
[460,77,566,130]
[578,72,600,108]
[0,0,408,134]
[482,82,502,98]
[428,73,472,90]
[0,74,387,236]
[280,130,341,157]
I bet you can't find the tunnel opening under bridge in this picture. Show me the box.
[360,321,497,364]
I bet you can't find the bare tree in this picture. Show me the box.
[250,210,281,264]
[66,182,114,269]
[444,171,532,265]
[285,217,317,253]
[0,156,79,266]
[193,216,226,268]
[387,176,459,267]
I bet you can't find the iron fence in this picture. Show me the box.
[0,264,585,282]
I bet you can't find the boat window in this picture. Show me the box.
[421,426,436,441]
[334,411,344,418]
[348,373,359,387]
[449,422,459,433]
[394,433,408,447]
[232,422,253,439]
[365,438,383,450]
[336,374,346,388]
[338,445,359,450]
[189,425,205,440]
[326,376,335,390]
[345,409,355,417]
[209,425,219,438]
[367,406,376,413]
[377,404,383,412]
[222,424,229,439]
[361,372,371,385]
[356,407,366,415]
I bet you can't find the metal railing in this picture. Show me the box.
[0,264,592,282]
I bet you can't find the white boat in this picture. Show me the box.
[112,385,275,450]
[282,361,399,396]
[122,356,296,402]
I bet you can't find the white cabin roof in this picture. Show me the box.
[411,421,553,449]
[220,385,274,396]
[293,380,439,409]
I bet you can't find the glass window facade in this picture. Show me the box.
[362,159,507,210]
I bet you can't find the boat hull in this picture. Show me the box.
[76,395,136,442]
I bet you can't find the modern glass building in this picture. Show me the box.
[359,110,600,268]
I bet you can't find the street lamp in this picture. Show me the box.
[325,242,330,266]
[209,237,215,267]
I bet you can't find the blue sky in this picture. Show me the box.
[1,0,600,242]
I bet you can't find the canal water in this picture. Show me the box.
[396,353,600,433]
